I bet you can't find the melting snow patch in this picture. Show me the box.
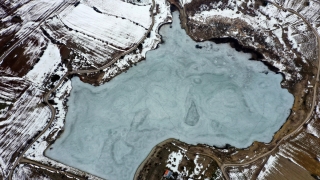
[60,4,147,49]
[179,0,193,6]
[307,123,320,138]
[257,155,278,179]
[83,0,152,28]
[212,168,223,180]
[24,42,65,87]
[193,155,203,176]
[287,26,298,49]
[166,150,183,172]
[13,164,49,180]
[278,151,305,170]
[273,28,285,47]
[316,103,320,118]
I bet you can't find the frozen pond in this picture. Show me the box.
[46,12,294,180]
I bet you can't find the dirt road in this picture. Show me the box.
[220,1,320,179]
[7,0,156,179]
[19,158,90,180]
[7,1,320,179]
[0,0,75,64]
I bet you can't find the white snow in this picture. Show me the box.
[83,0,152,28]
[187,0,318,82]
[287,26,298,49]
[24,42,65,87]
[190,3,290,31]
[273,28,285,47]
[23,80,101,180]
[179,0,193,6]
[102,0,172,81]
[257,155,278,179]
[212,168,223,180]
[24,80,72,161]
[278,148,306,170]
[191,9,241,22]
[166,150,183,172]
[192,155,203,177]
[60,4,148,49]
[2,0,317,179]
[0,7,5,17]
[43,15,123,68]
[229,164,258,180]
[13,22,37,39]
[13,164,51,180]
[307,123,320,138]
[14,0,64,22]
[0,85,50,179]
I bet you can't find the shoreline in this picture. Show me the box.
[133,138,176,180]
[135,0,319,179]
[8,0,319,179]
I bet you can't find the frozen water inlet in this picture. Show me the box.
[46,12,294,180]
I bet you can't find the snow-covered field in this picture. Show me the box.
[188,0,317,81]
[0,83,50,178]
[82,0,152,28]
[101,0,172,81]
[0,76,29,118]
[0,0,319,179]
[24,42,67,88]
[21,0,171,179]
[13,164,52,180]
[60,4,149,49]
[42,16,122,69]
[45,12,293,180]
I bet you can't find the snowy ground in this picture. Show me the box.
[82,0,152,29]
[42,16,122,69]
[45,12,293,180]
[184,0,319,83]
[100,0,172,82]
[59,3,149,49]
[24,42,67,88]
[0,0,319,179]
[22,0,171,179]
[0,83,50,178]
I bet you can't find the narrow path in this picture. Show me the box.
[8,1,319,180]
[220,1,320,179]
[19,158,87,180]
[0,0,75,64]
[7,0,156,179]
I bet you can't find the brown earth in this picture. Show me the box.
[1,0,319,179]
[136,140,222,180]
[168,0,316,161]
[136,0,320,179]
[13,163,79,180]
[0,33,48,77]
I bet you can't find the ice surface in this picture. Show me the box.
[46,12,294,180]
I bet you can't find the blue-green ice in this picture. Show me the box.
[46,12,294,180]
